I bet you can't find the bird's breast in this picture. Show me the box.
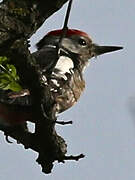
[50,66,85,113]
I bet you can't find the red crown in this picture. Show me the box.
[47,29,89,38]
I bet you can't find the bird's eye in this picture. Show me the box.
[78,38,87,46]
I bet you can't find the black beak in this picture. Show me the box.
[92,44,123,56]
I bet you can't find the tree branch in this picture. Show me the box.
[0,0,85,174]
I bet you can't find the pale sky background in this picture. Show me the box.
[0,0,135,180]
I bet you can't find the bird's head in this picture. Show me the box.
[36,29,123,62]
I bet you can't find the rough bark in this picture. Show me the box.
[0,0,84,174]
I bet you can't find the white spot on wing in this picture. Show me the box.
[41,75,48,85]
[51,79,60,87]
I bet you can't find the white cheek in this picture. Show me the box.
[55,56,74,74]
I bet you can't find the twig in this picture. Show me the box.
[55,120,73,125]
[58,154,85,163]
[59,0,73,44]
[64,154,85,161]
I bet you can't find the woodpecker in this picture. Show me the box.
[32,29,122,113]
[0,29,123,126]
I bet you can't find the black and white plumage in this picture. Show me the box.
[33,40,85,113]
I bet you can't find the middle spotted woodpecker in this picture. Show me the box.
[0,29,123,125]
[32,29,123,113]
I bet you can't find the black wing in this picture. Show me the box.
[32,45,58,74]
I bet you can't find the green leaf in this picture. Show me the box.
[0,56,22,92]
[0,56,9,64]
[4,81,22,92]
